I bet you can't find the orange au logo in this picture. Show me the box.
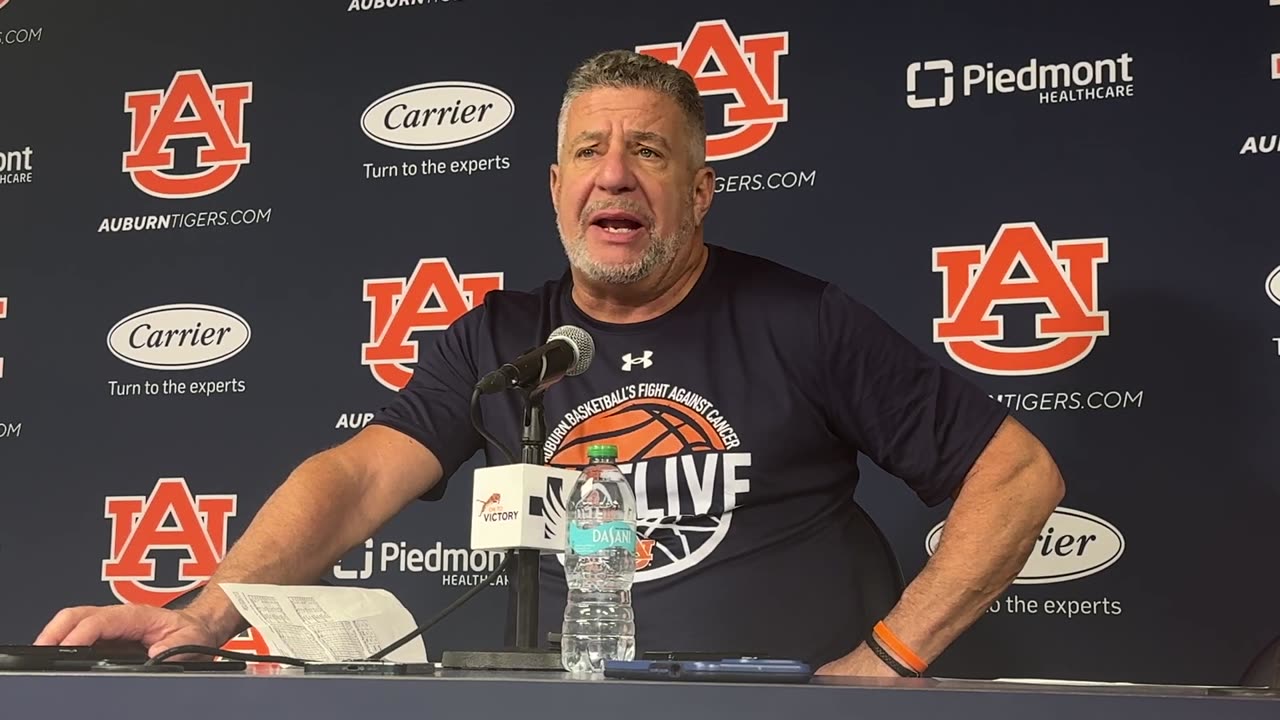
[362,258,503,391]
[102,477,236,607]
[122,70,252,199]
[933,223,1109,376]
[637,19,788,162]
[102,477,270,657]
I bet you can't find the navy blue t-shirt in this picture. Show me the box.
[370,243,1008,666]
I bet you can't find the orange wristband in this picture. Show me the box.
[874,621,927,674]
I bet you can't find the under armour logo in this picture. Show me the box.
[621,351,654,371]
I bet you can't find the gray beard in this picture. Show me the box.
[560,201,694,285]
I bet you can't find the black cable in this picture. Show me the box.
[471,385,516,464]
[367,551,511,660]
[145,645,307,666]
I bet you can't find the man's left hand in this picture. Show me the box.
[814,644,901,677]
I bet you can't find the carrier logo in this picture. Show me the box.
[1267,265,1280,306]
[123,70,252,199]
[927,507,1124,584]
[543,383,749,582]
[933,222,1109,376]
[907,53,1134,108]
[637,19,788,161]
[361,82,514,151]
[362,258,503,391]
[102,478,237,606]
[108,304,251,371]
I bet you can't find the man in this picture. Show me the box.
[36,50,1063,676]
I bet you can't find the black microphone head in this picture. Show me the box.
[548,325,594,376]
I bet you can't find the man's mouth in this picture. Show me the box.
[588,211,646,235]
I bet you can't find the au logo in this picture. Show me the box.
[638,19,789,161]
[362,258,503,391]
[102,477,236,606]
[123,69,253,199]
[102,477,271,657]
[933,223,1109,376]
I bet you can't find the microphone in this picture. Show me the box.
[475,325,594,395]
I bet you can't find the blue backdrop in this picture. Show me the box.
[1,0,1277,685]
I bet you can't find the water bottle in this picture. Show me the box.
[561,443,637,673]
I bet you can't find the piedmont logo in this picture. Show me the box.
[362,258,502,391]
[108,304,251,371]
[0,145,33,185]
[102,477,270,656]
[542,382,750,582]
[933,222,1108,376]
[926,506,1124,584]
[332,538,507,587]
[360,82,514,181]
[907,53,1134,108]
[0,421,18,439]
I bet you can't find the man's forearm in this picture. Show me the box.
[181,450,375,642]
[873,425,1064,667]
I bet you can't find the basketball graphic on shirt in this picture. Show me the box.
[549,399,724,463]
[545,390,752,583]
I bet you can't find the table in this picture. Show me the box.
[1,667,1275,719]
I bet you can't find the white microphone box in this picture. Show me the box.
[470,463,580,553]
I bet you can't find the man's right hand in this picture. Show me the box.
[34,605,223,659]
[31,425,443,660]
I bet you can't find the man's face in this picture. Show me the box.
[550,87,711,285]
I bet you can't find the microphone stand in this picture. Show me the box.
[440,385,563,671]
[514,385,546,650]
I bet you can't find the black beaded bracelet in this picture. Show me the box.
[866,631,923,678]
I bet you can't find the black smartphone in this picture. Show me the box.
[0,646,245,672]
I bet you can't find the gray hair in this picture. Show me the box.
[556,49,707,168]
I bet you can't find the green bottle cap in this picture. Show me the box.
[587,443,618,460]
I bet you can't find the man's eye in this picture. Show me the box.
[638,148,658,158]
[576,148,596,158]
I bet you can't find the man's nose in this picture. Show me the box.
[594,146,638,194]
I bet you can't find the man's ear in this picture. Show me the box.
[692,165,715,224]
[549,163,561,215]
